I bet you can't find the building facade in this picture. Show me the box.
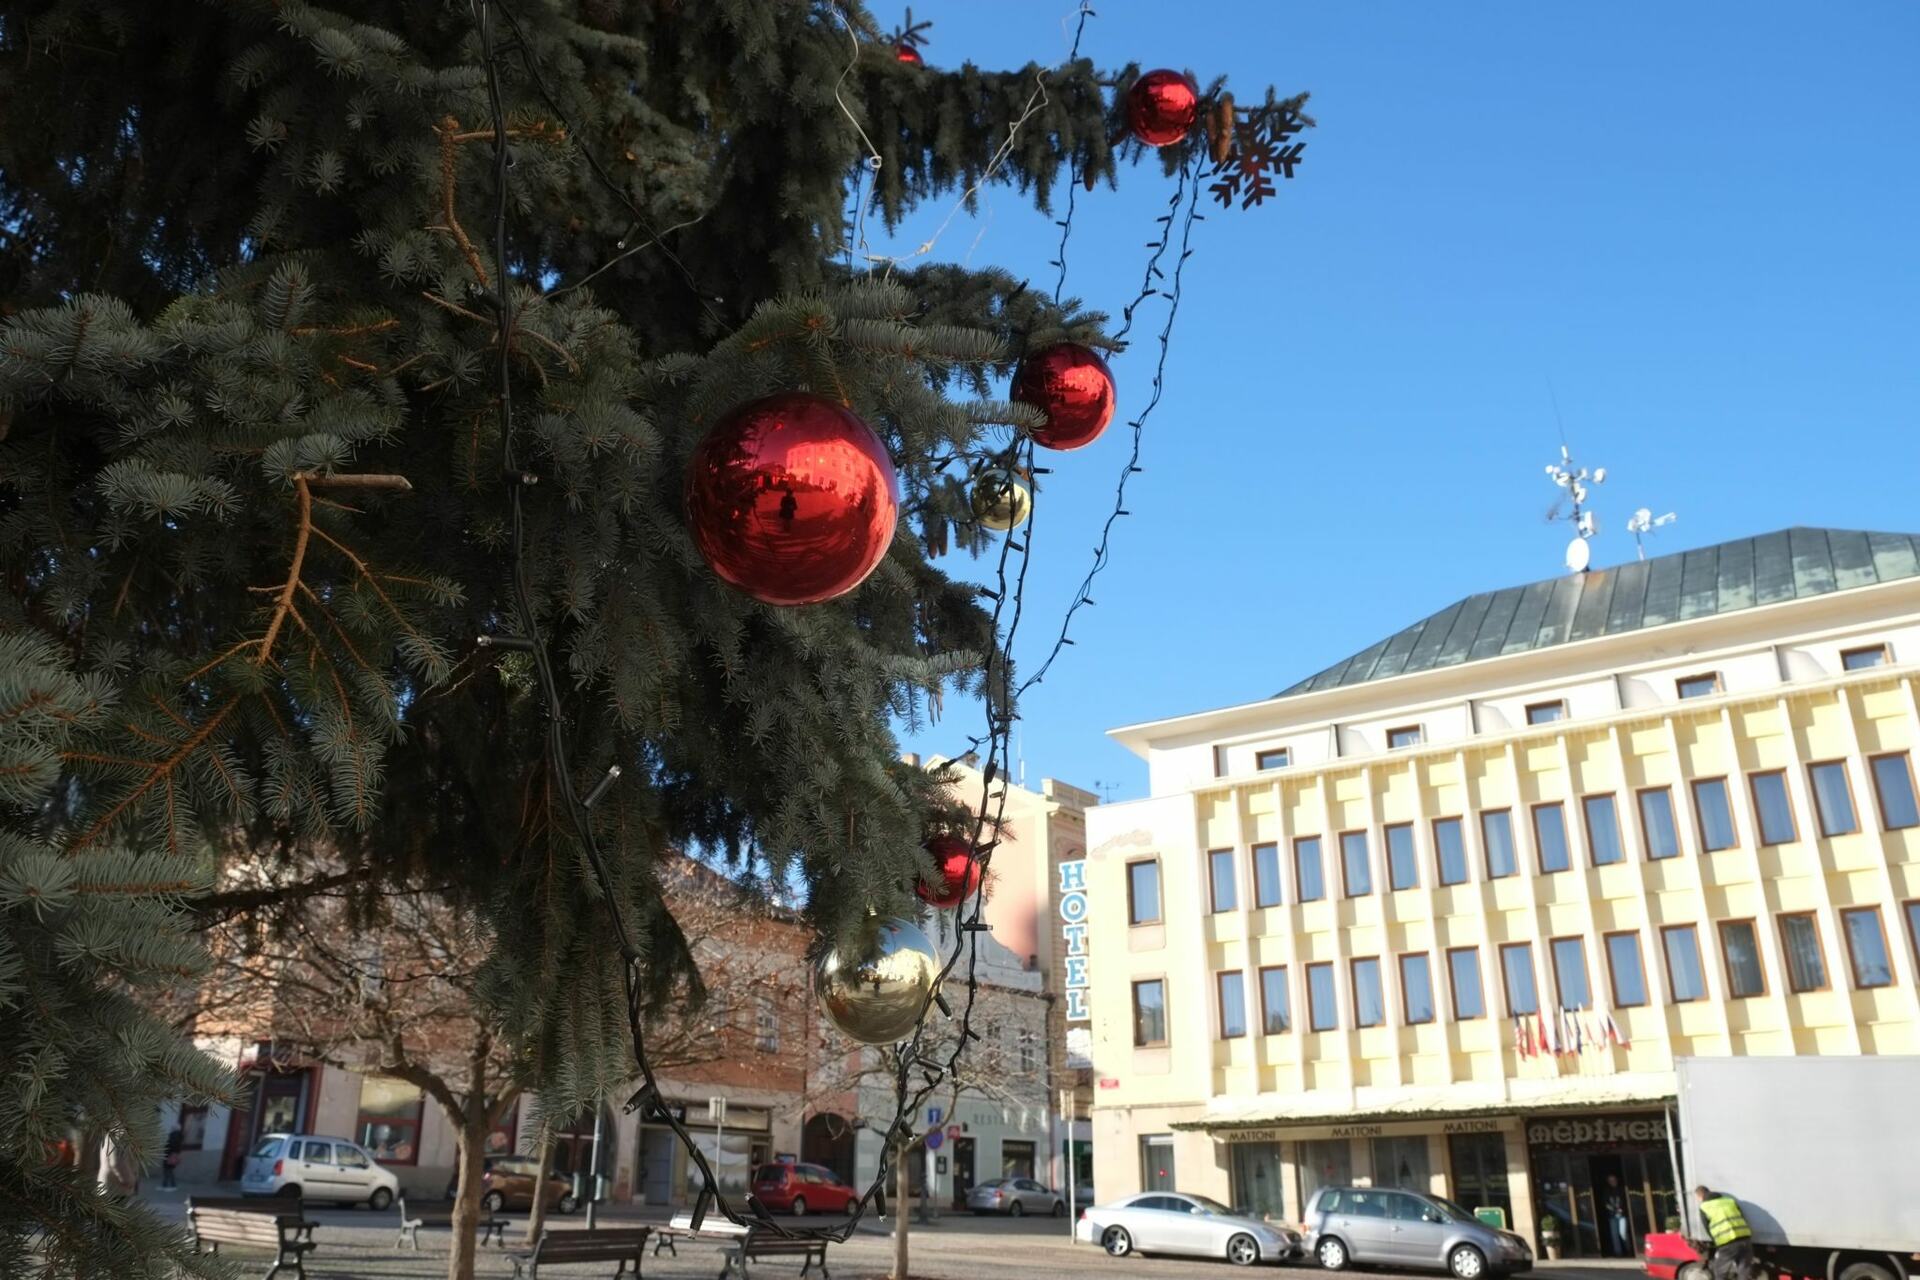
[1083,528,1920,1255]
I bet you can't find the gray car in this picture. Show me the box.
[1075,1192,1301,1266]
[1303,1186,1532,1279]
[966,1177,1065,1217]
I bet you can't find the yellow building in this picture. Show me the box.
[1082,528,1920,1255]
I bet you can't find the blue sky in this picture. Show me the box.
[884,2,1920,801]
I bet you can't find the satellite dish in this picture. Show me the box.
[1566,536,1592,573]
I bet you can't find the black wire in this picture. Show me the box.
[1050,3,1097,307]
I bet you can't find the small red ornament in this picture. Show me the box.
[1011,343,1116,451]
[915,835,983,909]
[895,43,923,66]
[684,392,900,607]
[1126,69,1200,147]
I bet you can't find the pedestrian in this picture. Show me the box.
[1603,1174,1632,1257]
[97,1132,140,1200]
[1693,1185,1756,1280]
[162,1126,184,1189]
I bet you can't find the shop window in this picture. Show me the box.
[1447,947,1485,1019]
[1306,962,1338,1032]
[1139,1135,1176,1192]
[1297,1138,1352,1211]
[1638,788,1681,860]
[1481,810,1517,879]
[1749,771,1796,846]
[1447,1132,1512,1227]
[1778,913,1828,992]
[1217,971,1247,1039]
[1661,925,1706,1002]
[1340,831,1372,897]
[1839,908,1893,989]
[1259,966,1290,1034]
[1870,753,1920,830]
[358,1076,425,1164]
[1399,953,1435,1024]
[1534,803,1572,874]
[1351,957,1385,1028]
[1386,824,1418,891]
[1526,700,1567,725]
[1691,778,1737,852]
[1583,795,1624,866]
[1371,1135,1431,1192]
[1717,920,1766,998]
[1499,943,1538,1016]
[1676,672,1721,700]
[1433,817,1468,886]
[1605,932,1647,1008]
[176,1104,208,1151]
[1252,842,1283,908]
[1550,937,1591,1010]
[1127,860,1161,925]
[1208,849,1238,913]
[1387,725,1423,749]
[1231,1142,1285,1221]
[1131,979,1168,1046]
[1256,746,1291,771]
[1841,643,1890,670]
[1001,1141,1036,1181]
[1294,837,1326,902]
[1807,761,1858,837]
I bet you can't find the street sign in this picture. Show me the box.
[936,1156,948,1175]
[707,1097,727,1125]
[926,1130,945,1151]
[926,1106,943,1126]
[945,1124,962,1140]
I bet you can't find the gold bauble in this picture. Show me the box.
[815,918,942,1045]
[969,469,1032,532]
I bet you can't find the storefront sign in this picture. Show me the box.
[1525,1114,1666,1149]
[1057,860,1090,1025]
[1217,1116,1520,1143]
[1442,1118,1506,1135]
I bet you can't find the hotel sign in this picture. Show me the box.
[1525,1115,1666,1149]
[1058,860,1090,1022]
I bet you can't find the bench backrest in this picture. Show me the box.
[189,1195,299,1213]
[535,1228,652,1260]
[745,1239,826,1257]
[192,1208,293,1247]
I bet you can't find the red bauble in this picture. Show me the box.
[1126,69,1200,147]
[895,43,924,66]
[1011,343,1116,451]
[915,836,983,909]
[684,392,900,607]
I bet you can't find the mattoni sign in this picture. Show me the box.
[1058,860,1090,1023]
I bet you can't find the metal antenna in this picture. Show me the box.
[1626,507,1678,561]
[1544,443,1607,574]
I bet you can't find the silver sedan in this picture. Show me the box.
[1075,1191,1302,1266]
[966,1177,1066,1217]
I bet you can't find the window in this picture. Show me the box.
[1132,979,1168,1045]
[1906,902,1920,968]
[1718,920,1766,997]
[1387,725,1423,749]
[1140,1135,1176,1192]
[1340,831,1372,897]
[1127,860,1162,925]
[336,1146,371,1170]
[176,1104,208,1151]
[1217,971,1248,1038]
[1841,643,1890,670]
[1252,843,1283,908]
[1676,672,1722,699]
[1534,803,1572,873]
[1399,953,1435,1024]
[1259,965,1290,1034]
[1550,937,1591,1010]
[1749,770,1796,846]
[1306,962,1338,1031]
[1870,753,1919,830]
[1661,925,1707,1002]
[1481,810,1518,878]
[1017,1029,1037,1072]
[1583,794,1624,866]
[1526,700,1567,725]
[1839,908,1893,989]
[1352,957,1386,1028]
[1001,1142,1036,1181]
[1605,932,1648,1007]
[755,993,779,1052]
[1808,761,1858,836]
[1639,787,1681,860]
[1295,837,1326,902]
[1212,745,1229,778]
[1256,746,1291,771]
[1447,947,1486,1019]
[1499,943,1538,1016]
[300,1140,334,1163]
[1209,849,1238,913]
[1433,817,1468,886]
[357,1076,426,1164]
[1778,913,1828,992]
[1692,778,1737,852]
[1386,824,1419,891]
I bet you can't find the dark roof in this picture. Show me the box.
[1277,528,1920,698]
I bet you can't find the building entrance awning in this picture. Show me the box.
[1170,1072,1677,1134]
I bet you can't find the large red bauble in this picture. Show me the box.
[1011,343,1116,451]
[1126,69,1200,147]
[895,43,924,66]
[684,392,900,607]
[915,836,983,909]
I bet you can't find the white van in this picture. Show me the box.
[241,1134,401,1208]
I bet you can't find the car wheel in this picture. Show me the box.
[277,1184,302,1199]
[791,1196,808,1217]
[1103,1226,1134,1258]
[1838,1264,1897,1280]
[556,1192,579,1215]
[1449,1244,1489,1279]
[369,1187,393,1211]
[481,1190,506,1212]
[1678,1264,1709,1280]
[1052,1200,1066,1218]
[1227,1233,1261,1267]
[1316,1236,1350,1270]
[1009,1200,1024,1218]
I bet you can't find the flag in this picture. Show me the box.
[1607,1010,1630,1047]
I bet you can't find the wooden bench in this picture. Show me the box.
[717,1235,832,1280]
[395,1193,507,1249]
[507,1226,654,1278]
[185,1204,315,1279]
[187,1195,316,1240]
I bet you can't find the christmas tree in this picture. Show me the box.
[1,1,1304,1273]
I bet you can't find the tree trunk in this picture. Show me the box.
[891,1140,910,1280]
[523,1136,557,1244]
[446,1110,488,1280]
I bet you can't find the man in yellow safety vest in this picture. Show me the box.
[1693,1185,1757,1280]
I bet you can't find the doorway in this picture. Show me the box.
[1529,1147,1674,1257]
[950,1137,976,1210]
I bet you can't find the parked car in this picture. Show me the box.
[967,1177,1066,1217]
[1074,1191,1302,1266]
[1302,1186,1532,1279]
[241,1134,401,1208]
[751,1163,870,1217]
[1644,1231,1705,1280]
[444,1154,577,1213]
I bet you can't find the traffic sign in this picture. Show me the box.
[926,1106,943,1126]
[945,1124,962,1140]
[926,1130,945,1151]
